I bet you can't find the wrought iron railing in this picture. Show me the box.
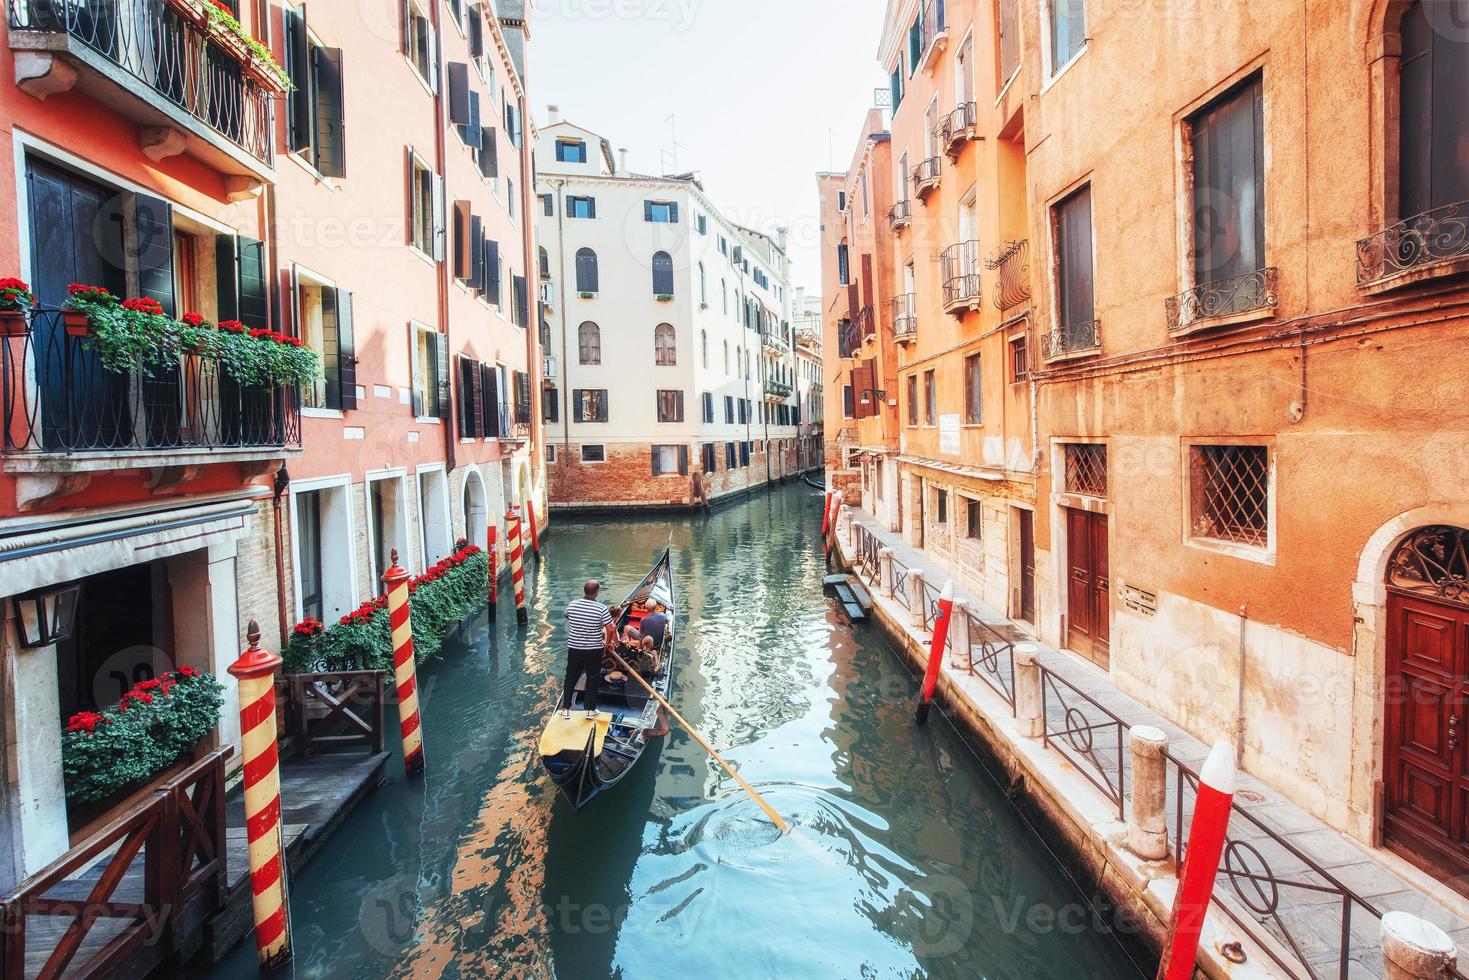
[1165,267,1278,331]
[1039,665,1129,819]
[837,318,861,359]
[965,611,1016,709]
[887,199,912,231]
[911,156,941,197]
[1356,200,1469,287]
[764,379,792,399]
[889,553,912,611]
[854,525,881,583]
[1,309,302,456]
[986,239,1031,312]
[919,0,946,59]
[1040,319,1101,361]
[9,0,277,165]
[939,102,977,154]
[855,304,875,340]
[891,293,917,340]
[941,241,982,311]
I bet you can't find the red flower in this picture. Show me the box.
[67,283,110,297]
[66,711,107,733]
[0,277,29,291]
[135,678,162,692]
[219,320,247,334]
[122,297,164,316]
[181,311,206,327]
[132,692,154,705]
[176,665,199,678]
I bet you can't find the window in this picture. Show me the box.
[543,386,559,423]
[581,444,606,463]
[652,445,688,476]
[696,214,708,235]
[1190,74,1265,289]
[1049,0,1086,73]
[577,321,601,365]
[567,196,596,219]
[656,389,684,422]
[701,330,709,368]
[740,442,750,467]
[546,444,557,463]
[702,442,717,472]
[723,340,730,372]
[721,279,728,314]
[575,247,599,293]
[296,489,325,621]
[1064,443,1108,496]
[725,442,736,468]
[923,370,936,426]
[998,0,1020,83]
[935,489,948,526]
[907,11,922,73]
[837,243,850,285]
[368,476,408,585]
[838,190,848,211]
[407,150,443,258]
[540,194,554,216]
[293,268,355,411]
[966,498,982,539]
[652,251,674,295]
[555,138,587,163]
[1010,334,1029,382]
[1054,185,1096,348]
[890,64,904,111]
[861,172,869,216]
[573,389,609,422]
[698,263,706,304]
[512,370,532,424]
[447,63,482,151]
[905,375,918,425]
[724,395,735,424]
[1190,445,1269,548]
[963,352,982,424]
[404,0,435,84]
[701,391,714,423]
[645,201,679,223]
[654,323,677,365]
[1399,1,1469,220]
[411,323,449,419]
[283,7,345,177]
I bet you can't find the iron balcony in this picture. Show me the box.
[940,241,982,314]
[1041,319,1102,362]
[911,157,941,201]
[985,239,1032,313]
[887,199,912,232]
[891,293,917,343]
[1164,267,1278,335]
[1355,200,1469,294]
[939,102,978,158]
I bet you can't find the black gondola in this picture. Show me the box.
[539,548,676,810]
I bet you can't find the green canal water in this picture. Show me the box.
[212,483,1143,979]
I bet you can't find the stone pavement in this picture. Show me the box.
[839,508,1469,979]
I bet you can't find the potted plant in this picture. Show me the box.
[0,277,34,336]
[579,291,596,299]
[62,283,114,336]
[656,293,674,303]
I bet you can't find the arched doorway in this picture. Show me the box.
[462,468,488,550]
[1383,525,1469,883]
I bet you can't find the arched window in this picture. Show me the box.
[578,321,601,365]
[654,323,677,366]
[575,248,599,293]
[723,340,729,372]
[721,279,727,314]
[539,246,550,280]
[698,262,707,304]
[1398,0,1469,221]
[652,251,674,295]
[701,330,709,368]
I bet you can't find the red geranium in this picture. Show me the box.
[65,711,108,734]
[219,320,247,334]
[181,311,206,327]
[122,297,165,316]
[135,678,162,692]
[176,665,199,678]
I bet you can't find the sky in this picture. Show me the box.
[527,0,891,304]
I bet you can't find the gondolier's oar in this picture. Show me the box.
[609,651,790,834]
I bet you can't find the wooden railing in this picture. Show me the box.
[0,748,230,980]
[280,671,388,756]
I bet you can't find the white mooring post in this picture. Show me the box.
[1381,912,1457,980]
[949,599,970,668]
[906,569,927,629]
[1126,725,1169,860]
[1014,644,1043,739]
[878,549,895,598]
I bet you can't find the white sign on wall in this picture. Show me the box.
[939,414,961,456]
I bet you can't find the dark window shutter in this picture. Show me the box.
[678,445,689,476]
[651,447,658,475]
[434,332,450,419]
[542,193,553,217]
[403,146,416,246]
[320,281,341,408]
[456,357,473,437]
[515,274,528,326]
[133,192,174,317]
[468,7,483,58]
[214,234,239,322]
[430,173,445,261]
[400,0,411,51]
[670,202,679,223]
[676,390,685,421]
[644,200,653,222]
[453,201,471,281]
[463,92,482,149]
[598,391,609,422]
[479,126,498,178]
[237,235,269,329]
[286,5,311,153]
[487,240,501,301]
[517,370,532,422]
[469,214,484,289]
[336,289,356,409]
[447,61,470,124]
[587,197,597,219]
[312,47,346,178]
[482,363,500,436]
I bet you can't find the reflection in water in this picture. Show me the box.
[209,485,1141,980]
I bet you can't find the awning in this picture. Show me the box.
[895,455,1007,482]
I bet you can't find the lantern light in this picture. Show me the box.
[12,583,81,649]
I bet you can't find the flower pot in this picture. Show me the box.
[62,310,92,337]
[0,309,26,336]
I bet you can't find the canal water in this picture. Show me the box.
[213,483,1143,979]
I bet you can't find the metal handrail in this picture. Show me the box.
[1164,267,1278,331]
[1356,200,1469,286]
[887,199,912,230]
[965,611,1016,709]
[1039,664,1129,819]
[911,156,941,196]
[940,241,982,310]
[1041,318,1101,360]
[985,239,1032,312]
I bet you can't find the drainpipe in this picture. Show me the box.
[518,89,541,502]
[431,0,456,476]
[547,177,571,461]
[271,465,291,647]
[1235,603,1248,766]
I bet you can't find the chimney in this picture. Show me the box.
[547,104,560,124]
[775,226,789,251]
[618,148,629,174]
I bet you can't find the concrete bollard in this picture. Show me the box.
[906,569,927,629]
[1127,725,1170,859]
[950,599,970,668]
[1381,912,1457,980]
[1015,644,1043,738]
[878,549,895,598]
[838,505,855,551]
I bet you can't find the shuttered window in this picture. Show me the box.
[403,0,436,86]
[406,149,443,259]
[572,389,608,423]
[447,63,482,149]
[457,356,482,438]
[652,445,689,476]
[1055,184,1095,335]
[652,251,674,295]
[644,201,678,223]
[656,389,685,423]
[1399,0,1469,218]
[480,363,501,436]
[568,197,596,219]
[478,126,498,178]
[1190,74,1264,286]
[654,323,676,365]
[575,248,598,293]
[514,370,532,423]
[701,392,714,423]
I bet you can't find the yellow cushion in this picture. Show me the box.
[539,711,613,758]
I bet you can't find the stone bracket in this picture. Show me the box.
[14,51,77,101]
[15,472,92,511]
[140,125,187,162]
[145,464,205,493]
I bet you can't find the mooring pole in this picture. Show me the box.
[1156,741,1235,980]
[915,581,954,725]
[383,550,426,776]
[487,522,498,621]
[507,509,528,625]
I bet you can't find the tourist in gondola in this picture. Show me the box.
[562,580,617,720]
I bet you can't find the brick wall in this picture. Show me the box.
[235,498,290,651]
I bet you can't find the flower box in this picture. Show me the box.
[655,294,674,303]
[0,278,35,334]
[579,291,596,299]
[0,310,26,336]
[62,311,92,336]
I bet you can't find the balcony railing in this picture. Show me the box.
[918,0,948,70]
[543,354,557,381]
[911,156,941,200]
[855,304,875,340]
[2,309,302,458]
[761,331,791,355]
[837,317,861,359]
[1164,267,1278,333]
[985,239,1032,312]
[891,293,917,342]
[940,241,982,313]
[1356,200,1469,290]
[939,102,977,157]
[1041,319,1101,361]
[9,0,277,167]
[764,379,792,399]
[887,199,912,232]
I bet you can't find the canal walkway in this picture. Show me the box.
[836,507,1469,979]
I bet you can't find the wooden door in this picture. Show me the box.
[1384,593,1469,882]
[1018,509,1036,623]
[1066,508,1110,668]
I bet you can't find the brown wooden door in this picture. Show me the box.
[1018,509,1036,623]
[1384,593,1469,882]
[1066,508,1110,668]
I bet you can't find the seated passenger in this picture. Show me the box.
[634,635,661,677]
[639,604,669,648]
[620,623,642,647]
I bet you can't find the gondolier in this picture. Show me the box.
[562,580,616,720]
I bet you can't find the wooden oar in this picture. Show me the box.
[608,650,790,834]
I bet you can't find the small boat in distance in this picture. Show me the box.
[539,548,676,810]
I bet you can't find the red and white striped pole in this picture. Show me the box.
[383,550,425,776]
[526,497,541,559]
[228,621,292,970]
[506,509,528,625]
[1157,740,1236,980]
[486,522,498,621]
[915,581,954,725]
[825,491,843,550]
[821,486,833,537]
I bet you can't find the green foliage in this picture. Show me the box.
[61,669,225,805]
[202,2,293,90]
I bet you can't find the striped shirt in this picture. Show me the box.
[565,597,612,649]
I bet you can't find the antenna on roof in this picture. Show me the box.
[661,113,684,176]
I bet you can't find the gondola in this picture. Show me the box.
[538,548,676,810]
[801,470,826,491]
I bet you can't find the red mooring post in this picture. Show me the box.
[487,523,498,621]
[825,491,843,551]
[507,509,528,625]
[915,581,955,725]
[821,488,834,537]
[526,497,541,558]
[1157,741,1236,980]
[383,550,426,776]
